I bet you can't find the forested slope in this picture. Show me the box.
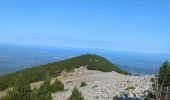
[0,54,128,91]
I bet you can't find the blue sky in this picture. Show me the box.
[0,0,170,54]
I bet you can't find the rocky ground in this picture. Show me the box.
[52,67,154,100]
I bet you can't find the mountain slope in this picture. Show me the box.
[0,54,128,91]
[53,67,153,100]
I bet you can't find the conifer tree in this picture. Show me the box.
[51,78,64,92]
[5,74,31,100]
[68,87,84,100]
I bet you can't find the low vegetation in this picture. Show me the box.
[80,82,87,87]
[113,96,120,100]
[0,75,64,100]
[125,86,135,90]
[68,87,84,100]
[92,85,98,89]
[51,78,64,92]
[0,54,128,91]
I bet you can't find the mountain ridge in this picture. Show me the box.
[0,54,128,91]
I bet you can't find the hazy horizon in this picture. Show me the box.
[0,43,169,75]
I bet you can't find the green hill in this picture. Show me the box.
[0,54,128,91]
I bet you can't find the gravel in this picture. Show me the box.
[52,67,153,100]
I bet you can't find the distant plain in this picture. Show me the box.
[0,44,169,75]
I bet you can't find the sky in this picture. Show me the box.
[0,0,170,54]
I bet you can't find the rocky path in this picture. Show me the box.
[52,67,153,100]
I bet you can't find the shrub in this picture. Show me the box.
[125,86,135,90]
[2,74,31,100]
[80,82,87,87]
[113,96,120,100]
[31,76,52,100]
[92,85,98,89]
[68,87,84,100]
[51,78,64,92]
[1,75,66,100]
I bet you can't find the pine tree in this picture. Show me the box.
[159,60,170,87]
[32,75,52,100]
[4,74,31,100]
[51,78,64,92]
[152,60,170,100]
[68,87,84,100]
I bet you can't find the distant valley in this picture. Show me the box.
[0,44,169,75]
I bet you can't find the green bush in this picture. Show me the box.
[113,96,120,100]
[125,86,135,90]
[68,87,84,100]
[92,85,98,89]
[2,74,31,100]
[80,82,87,87]
[32,76,52,100]
[51,78,64,92]
[1,75,65,100]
